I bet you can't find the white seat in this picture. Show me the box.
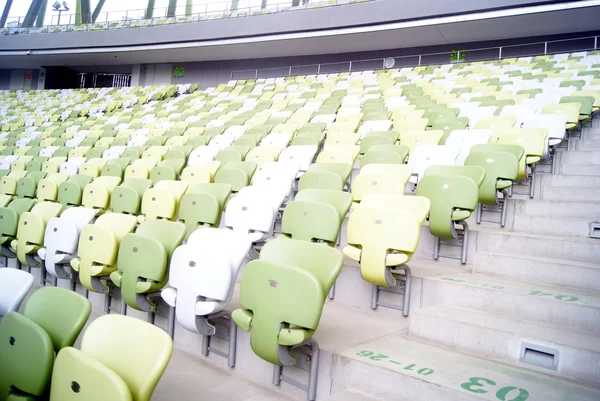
[458,106,497,128]
[311,114,336,128]
[408,145,460,184]
[500,105,540,122]
[445,130,492,166]
[127,136,149,147]
[521,114,567,147]
[39,146,59,158]
[188,147,219,166]
[223,125,247,140]
[161,227,251,333]
[65,137,84,147]
[358,120,393,138]
[206,119,226,128]
[224,185,284,243]
[252,161,298,202]
[102,146,127,160]
[0,156,18,170]
[278,145,318,173]
[39,207,98,280]
[59,158,87,175]
[0,268,34,317]
[208,135,234,151]
[260,133,292,149]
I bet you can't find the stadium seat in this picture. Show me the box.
[417,169,483,264]
[70,213,138,294]
[0,268,34,317]
[407,145,460,185]
[110,220,185,314]
[178,183,232,240]
[232,238,343,401]
[138,180,189,222]
[351,164,412,207]
[0,287,91,400]
[39,207,98,282]
[50,314,172,401]
[465,149,521,227]
[343,196,430,315]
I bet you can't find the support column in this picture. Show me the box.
[185,0,192,15]
[35,0,48,27]
[91,0,106,23]
[80,0,91,24]
[23,0,45,28]
[145,0,156,19]
[0,0,13,28]
[167,0,177,17]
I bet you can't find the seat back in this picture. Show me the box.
[178,184,232,240]
[416,174,479,239]
[79,314,173,401]
[0,269,34,316]
[58,174,93,207]
[465,151,519,205]
[213,161,257,192]
[116,220,186,309]
[82,176,122,211]
[110,179,153,215]
[360,194,430,224]
[345,206,423,287]
[140,180,189,221]
[407,145,460,183]
[23,286,91,352]
[234,238,342,365]
[16,171,48,198]
[164,228,251,331]
[0,198,36,238]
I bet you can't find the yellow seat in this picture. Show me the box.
[36,173,70,202]
[316,145,360,165]
[139,180,189,223]
[400,130,443,154]
[351,164,413,208]
[82,176,122,212]
[542,103,580,130]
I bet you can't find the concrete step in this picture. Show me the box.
[541,185,600,202]
[421,273,600,335]
[514,199,600,219]
[333,334,600,401]
[473,252,600,293]
[541,173,600,189]
[512,214,593,237]
[476,229,600,264]
[153,349,294,401]
[409,304,600,386]
[324,391,384,401]
[560,164,600,176]
[573,139,600,151]
[559,150,600,165]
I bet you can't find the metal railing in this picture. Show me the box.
[0,0,373,35]
[230,35,600,80]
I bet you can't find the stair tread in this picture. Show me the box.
[424,272,600,306]
[475,251,600,270]
[412,304,600,352]
[338,334,600,401]
[475,225,600,243]
[324,391,384,401]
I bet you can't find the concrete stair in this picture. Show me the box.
[409,304,600,386]
[473,252,600,292]
[332,334,600,401]
[421,273,600,335]
[323,391,384,401]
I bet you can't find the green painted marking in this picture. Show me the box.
[461,377,496,394]
[369,353,389,361]
[356,351,373,357]
[442,277,467,283]
[529,291,552,297]
[555,295,579,302]
[403,364,416,371]
[389,360,402,365]
[418,368,435,376]
[496,386,530,401]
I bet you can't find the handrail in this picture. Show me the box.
[230,34,600,80]
[0,0,375,35]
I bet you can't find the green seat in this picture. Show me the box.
[15,171,47,199]
[560,96,594,121]
[359,131,399,155]
[101,158,132,178]
[361,145,410,167]
[110,220,186,311]
[149,159,186,184]
[58,175,93,207]
[25,157,49,172]
[416,173,481,264]
[71,213,139,293]
[465,150,520,227]
[424,165,486,187]
[0,198,36,258]
[0,287,91,400]
[178,183,232,240]
[50,314,172,401]
[213,161,258,192]
[431,119,469,143]
[232,238,343,365]
[82,176,122,212]
[12,202,63,269]
[559,80,586,90]
[110,179,153,215]
[281,189,352,246]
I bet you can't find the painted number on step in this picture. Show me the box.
[461,377,529,401]
[442,277,504,290]
[355,351,434,376]
[529,290,579,302]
